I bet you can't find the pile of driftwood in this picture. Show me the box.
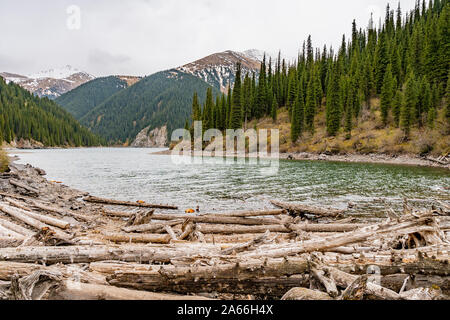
[0,163,449,300]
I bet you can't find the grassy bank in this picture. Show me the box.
[251,98,449,157]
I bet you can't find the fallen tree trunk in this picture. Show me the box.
[0,237,24,248]
[271,200,345,218]
[122,219,184,233]
[220,231,270,255]
[196,223,291,234]
[0,218,34,237]
[290,223,368,233]
[243,214,441,259]
[0,203,72,241]
[0,225,25,238]
[281,287,332,300]
[4,199,70,230]
[105,260,310,298]
[148,213,292,226]
[47,280,212,300]
[0,244,222,264]
[102,232,172,244]
[200,209,287,217]
[9,179,39,195]
[29,201,92,222]
[0,262,106,285]
[84,196,178,210]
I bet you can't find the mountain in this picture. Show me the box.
[79,69,219,144]
[241,49,295,64]
[0,76,102,147]
[0,65,95,99]
[55,76,142,119]
[176,50,260,93]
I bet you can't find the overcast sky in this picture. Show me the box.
[0,0,417,77]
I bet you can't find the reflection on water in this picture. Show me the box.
[12,147,450,215]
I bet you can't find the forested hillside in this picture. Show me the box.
[0,76,102,147]
[81,70,219,144]
[55,76,129,119]
[189,0,449,155]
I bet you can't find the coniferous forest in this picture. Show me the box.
[189,0,449,155]
[0,76,102,147]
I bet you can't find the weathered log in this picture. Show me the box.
[47,280,212,300]
[0,203,72,241]
[310,261,339,297]
[122,219,184,233]
[201,209,288,217]
[0,218,34,237]
[290,223,368,233]
[126,210,154,226]
[150,213,292,226]
[0,225,25,238]
[197,224,291,234]
[339,275,402,300]
[271,200,345,218]
[0,244,222,265]
[221,231,270,255]
[10,271,61,300]
[106,260,310,298]
[243,214,441,259]
[164,226,178,241]
[103,209,134,218]
[84,196,178,210]
[178,222,195,241]
[281,287,332,300]
[4,200,70,230]
[0,237,24,248]
[102,232,172,244]
[4,198,33,212]
[380,274,450,295]
[9,179,39,195]
[29,201,92,222]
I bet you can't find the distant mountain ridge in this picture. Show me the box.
[0,65,95,99]
[55,76,135,119]
[79,69,220,144]
[0,76,101,147]
[176,50,260,93]
[52,49,271,145]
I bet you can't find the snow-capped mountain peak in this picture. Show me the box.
[176,50,261,93]
[28,65,93,80]
[241,49,295,64]
[1,65,95,99]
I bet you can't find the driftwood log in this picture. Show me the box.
[84,196,178,210]
[271,200,346,218]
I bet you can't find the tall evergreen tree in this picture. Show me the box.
[380,64,394,126]
[230,63,243,130]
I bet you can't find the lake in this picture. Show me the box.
[11,147,450,216]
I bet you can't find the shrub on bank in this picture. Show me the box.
[0,148,9,173]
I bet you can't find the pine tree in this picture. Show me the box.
[427,106,437,129]
[344,97,353,139]
[401,72,417,137]
[392,90,403,127]
[191,92,201,122]
[374,32,389,93]
[305,77,316,133]
[326,68,341,136]
[380,64,394,126]
[230,63,243,130]
[271,94,278,122]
